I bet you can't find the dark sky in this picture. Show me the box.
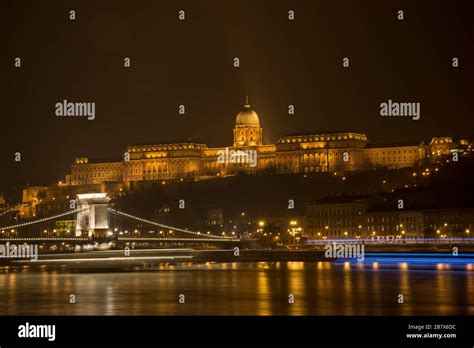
[1,0,473,193]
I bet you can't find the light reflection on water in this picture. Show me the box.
[0,261,473,316]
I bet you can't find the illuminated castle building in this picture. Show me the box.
[17,101,471,219]
[64,101,469,186]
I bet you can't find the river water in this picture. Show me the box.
[0,261,473,315]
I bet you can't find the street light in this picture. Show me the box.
[289,221,299,244]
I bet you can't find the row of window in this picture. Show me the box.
[369,149,418,155]
[309,220,361,228]
[367,225,422,231]
[309,209,363,217]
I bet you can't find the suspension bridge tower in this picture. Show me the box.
[75,193,111,238]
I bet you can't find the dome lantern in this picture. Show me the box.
[235,97,260,127]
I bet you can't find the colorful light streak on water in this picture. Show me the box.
[335,253,474,270]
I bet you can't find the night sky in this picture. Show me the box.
[1,0,473,193]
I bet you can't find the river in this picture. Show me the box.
[0,261,473,315]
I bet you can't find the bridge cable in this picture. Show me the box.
[107,208,233,240]
[0,208,89,231]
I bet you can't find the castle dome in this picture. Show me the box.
[235,99,260,127]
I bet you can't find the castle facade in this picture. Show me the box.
[65,102,467,186]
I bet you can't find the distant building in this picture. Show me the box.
[307,193,474,239]
[366,210,425,238]
[365,141,426,169]
[366,208,474,239]
[366,210,400,236]
[306,194,370,238]
[423,208,474,237]
[0,194,6,212]
[398,211,425,237]
[206,208,224,226]
[60,102,471,186]
[54,220,76,235]
[153,204,171,221]
[19,184,105,219]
